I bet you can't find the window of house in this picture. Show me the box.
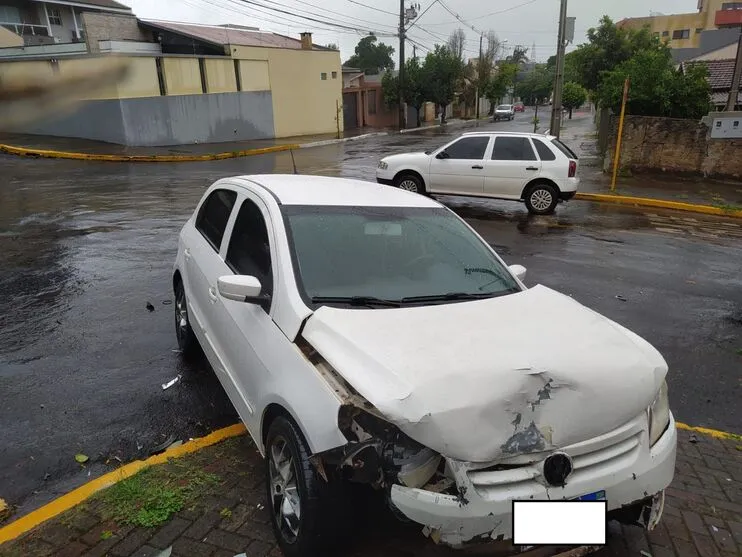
[47,7,62,26]
[532,138,557,161]
[332,71,338,79]
[321,72,327,80]
[443,136,490,159]
[0,6,21,23]
[662,30,669,37]
[722,2,742,9]
[672,29,690,39]
[196,189,237,251]
[492,136,537,161]
[368,90,377,115]
[226,199,273,300]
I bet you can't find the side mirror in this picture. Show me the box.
[435,151,449,160]
[424,150,432,155]
[509,264,527,282]
[218,275,265,303]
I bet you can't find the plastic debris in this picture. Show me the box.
[233,554,247,557]
[166,440,183,451]
[150,434,178,455]
[615,295,627,302]
[640,552,652,557]
[161,375,182,390]
[689,434,698,444]
[75,454,89,464]
[712,526,719,532]
[162,300,173,306]
[256,503,265,510]
[146,302,155,312]
[154,547,172,557]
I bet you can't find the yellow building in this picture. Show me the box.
[0,16,343,146]
[619,0,742,52]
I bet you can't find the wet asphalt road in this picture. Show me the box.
[1,116,741,518]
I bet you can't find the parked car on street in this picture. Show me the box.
[173,174,676,555]
[376,131,580,215]
[514,102,525,112]
[493,104,515,121]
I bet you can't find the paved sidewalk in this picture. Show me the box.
[1,428,739,557]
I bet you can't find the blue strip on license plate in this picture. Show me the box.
[574,490,606,501]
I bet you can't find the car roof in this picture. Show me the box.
[228,174,443,208]
[462,131,555,139]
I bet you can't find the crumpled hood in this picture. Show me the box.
[302,285,667,462]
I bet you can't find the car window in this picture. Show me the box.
[196,189,237,251]
[444,136,490,160]
[226,199,273,298]
[491,137,537,161]
[532,138,557,161]
[551,138,579,160]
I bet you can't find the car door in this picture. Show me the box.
[182,187,238,378]
[483,135,541,199]
[208,194,283,438]
[428,135,491,195]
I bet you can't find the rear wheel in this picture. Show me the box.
[525,183,559,215]
[174,279,200,358]
[393,173,425,195]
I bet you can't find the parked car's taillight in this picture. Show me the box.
[568,160,577,178]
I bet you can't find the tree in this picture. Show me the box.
[596,48,710,119]
[562,82,588,118]
[485,62,518,106]
[326,43,339,51]
[447,28,466,63]
[381,71,399,109]
[381,58,428,126]
[506,46,529,66]
[423,45,463,123]
[515,65,554,105]
[344,34,395,75]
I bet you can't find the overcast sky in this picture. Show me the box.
[121,0,696,63]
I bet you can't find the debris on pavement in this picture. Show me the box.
[149,434,178,455]
[161,375,181,390]
[615,295,627,302]
[0,498,9,521]
[162,300,172,305]
[74,453,89,464]
[689,434,698,444]
[146,302,155,312]
[154,547,172,557]
[640,551,652,557]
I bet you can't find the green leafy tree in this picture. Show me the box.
[381,71,399,109]
[380,58,429,126]
[345,34,395,75]
[506,46,529,66]
[326,43,339,50]
[423,45,464,123]
[485,62,518,106]
[515,65,554,105]
[562,82,588,118]
[596,49,710,118]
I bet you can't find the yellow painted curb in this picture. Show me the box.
[676,422,742,442]
[0,423,246,545]
[575,192,742,219]
[0,143,300,162]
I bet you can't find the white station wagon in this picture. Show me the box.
[173,175,676,555]
[376,131,580,215]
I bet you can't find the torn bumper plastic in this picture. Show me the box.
[389,413,677,548]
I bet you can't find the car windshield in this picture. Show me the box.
[282,205,521,308]
[497,105,511,110]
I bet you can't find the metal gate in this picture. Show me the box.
[343,92,358,130]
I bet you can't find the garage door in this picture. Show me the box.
[343,93,358,130]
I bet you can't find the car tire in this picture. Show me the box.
[265,416,350,557]
[393,173,425,195]
[525,182,559,215]
[174,279,200,359]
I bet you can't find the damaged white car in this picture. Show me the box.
[173,174,677,556]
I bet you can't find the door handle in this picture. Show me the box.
[472,165,484,169]
[184,248,192,260]
[208,286,218,302]
[526,166,539,171]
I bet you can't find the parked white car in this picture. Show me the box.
[376,131,580,215]
[173,175,676,555]
[494,104,515,121]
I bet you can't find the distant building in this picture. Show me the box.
[681,58,742,110]
[0,5,343,145]
[618,0,742,62]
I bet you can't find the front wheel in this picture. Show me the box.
[393,173,425,195]
[266,416,349,557]
[174,279,200,358]
[525,183,559,215]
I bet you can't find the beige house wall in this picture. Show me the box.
[163,57,202,95]
[237,59,271,91]
[205,58,237,93]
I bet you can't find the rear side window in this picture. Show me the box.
[532,138,557,161]
[491,136,537,161]
[196,189,237,250]
[444,136,490,159]
[551,138,579,160]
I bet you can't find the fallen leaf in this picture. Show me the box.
[75,454,89,464]
[0,498,9,519]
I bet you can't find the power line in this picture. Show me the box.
[406,0,440,31]
[424,0,543,25]
[437,0,483,35]
[344,0,398,16]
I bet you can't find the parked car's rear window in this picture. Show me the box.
[532,138,557,161]
[282,205,520,307]
[492,136,537,161]
[196,189,237,250]
[551,138,579,160]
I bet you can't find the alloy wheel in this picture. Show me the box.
[269,435,301,541]
[530,189,553,212]
[175,288,189,343]
[398,179,418,192]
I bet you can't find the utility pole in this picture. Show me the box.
[549,0,568,137]
[725,32,742,111]
[412,43,417,59]
[476,33,483,120]
[398,0,406,130]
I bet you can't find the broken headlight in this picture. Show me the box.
[648,381,670,447]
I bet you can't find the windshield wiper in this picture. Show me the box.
[400,292,500,304]
[311,296,402,308]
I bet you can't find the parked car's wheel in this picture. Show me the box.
[524,182,559,215]
[393,173,425,195]
[174,279,200,358]
[266,416,348,557]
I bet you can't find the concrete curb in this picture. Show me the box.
[0,423,247,545]
[575,192,742,219]
[0,143,300,163]
[299,131,389,149]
